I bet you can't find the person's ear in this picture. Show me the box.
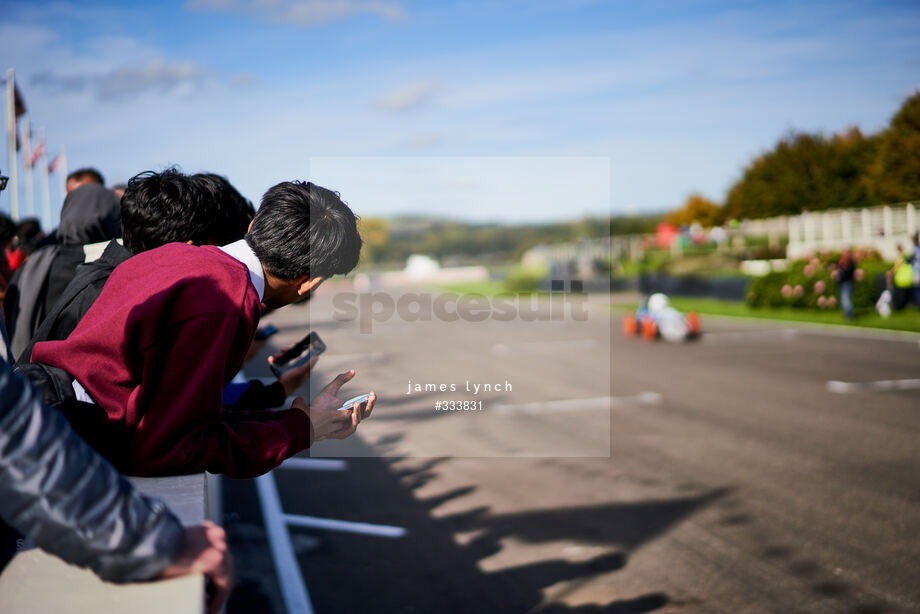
[297,276,324,296]
[247,220,254,232]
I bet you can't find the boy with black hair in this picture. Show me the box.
[20,169,303,410]
[30,180,374,478]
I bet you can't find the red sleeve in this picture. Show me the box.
[126,312,312,478]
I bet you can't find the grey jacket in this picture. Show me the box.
[0,318,184,582]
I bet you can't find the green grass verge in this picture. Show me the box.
[615,296,920,334]
[430,280,545,296]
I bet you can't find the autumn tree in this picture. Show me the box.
[356,217,390,263]
[723,128,879,220]
[865,90,920,204]
[665,194,724,227]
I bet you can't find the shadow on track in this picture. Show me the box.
[223,430,727,613]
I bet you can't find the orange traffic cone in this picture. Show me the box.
[641,315,657,341]
[623,313,638,337]
[687,311,701,337]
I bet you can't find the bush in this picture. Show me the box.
[504,266,546,293]
[745,250,888,313]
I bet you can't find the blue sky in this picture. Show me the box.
[1,0,919,223]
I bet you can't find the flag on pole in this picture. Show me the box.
[29,136,45,168]
[13,84,26,118]
[12,83,26,151]
[48,153,63,173]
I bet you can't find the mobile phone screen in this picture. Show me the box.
[270,332,326,377]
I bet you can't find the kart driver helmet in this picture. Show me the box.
[647,292,669,314]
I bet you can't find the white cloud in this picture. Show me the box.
[186,0,406,25]
[374,80,438,112]
[96,60,213,99]
[405,134,442,148]
[28,60,215,100]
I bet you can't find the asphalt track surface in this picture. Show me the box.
[224,284,920,614]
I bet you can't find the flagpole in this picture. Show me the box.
[38,127,52,230]
[22,115,34,219]
[58,145,67,225]
[5,69,18,221]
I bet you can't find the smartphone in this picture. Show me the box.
[338,393,371,412]
[270,331,326,377]
[254,324,279,341]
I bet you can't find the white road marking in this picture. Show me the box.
[256,473,315,614]
[491,339,597,355]
[826,379,920,393]
[494,393,660,415]
[282,514,407,538]
[280,458,348,471]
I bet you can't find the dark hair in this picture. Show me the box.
[14,218,43,253]
[120,169,253,254]
[245,181,362,280]
[0,214,16,247]
[0,213,16,248]
[193,173,255,236]
[67,167,105,186]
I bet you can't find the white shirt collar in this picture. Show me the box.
[218,239,265,301]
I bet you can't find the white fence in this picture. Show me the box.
[787,203,919,260]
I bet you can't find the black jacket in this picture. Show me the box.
[3,184,121,359]
[0,315,183,582]
[18,239,133,364]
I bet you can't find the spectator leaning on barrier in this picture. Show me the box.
[0,287,233,613]
[3,184,121,359]
[30,180,376,478]
[18,169,310,411]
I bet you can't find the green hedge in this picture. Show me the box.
[504,266,546,293]
[746,251,888,313]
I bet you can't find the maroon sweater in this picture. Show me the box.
[32,243,312,478]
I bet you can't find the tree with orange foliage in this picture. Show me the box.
[664,193,724,227]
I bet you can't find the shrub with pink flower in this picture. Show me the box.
[855,268,864,281]
[817,296,827,308]
[804,264,815,277]
[781,284,792,298]
[814,280,826,293]
[793,285,803,297]
[828,296,838,308]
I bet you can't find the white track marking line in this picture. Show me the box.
[255,473,314,614]
[282,514,407,538]
[494,393,660,415]
[280,458,347,471]
[827,379,920,393]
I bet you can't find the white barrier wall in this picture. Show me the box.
[787,203,918,260]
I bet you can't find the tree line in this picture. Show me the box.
[666,90,920,226]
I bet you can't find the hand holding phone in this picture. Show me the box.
[338,393,371,411]
[293,371,377,442]
[270,331,326,378]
